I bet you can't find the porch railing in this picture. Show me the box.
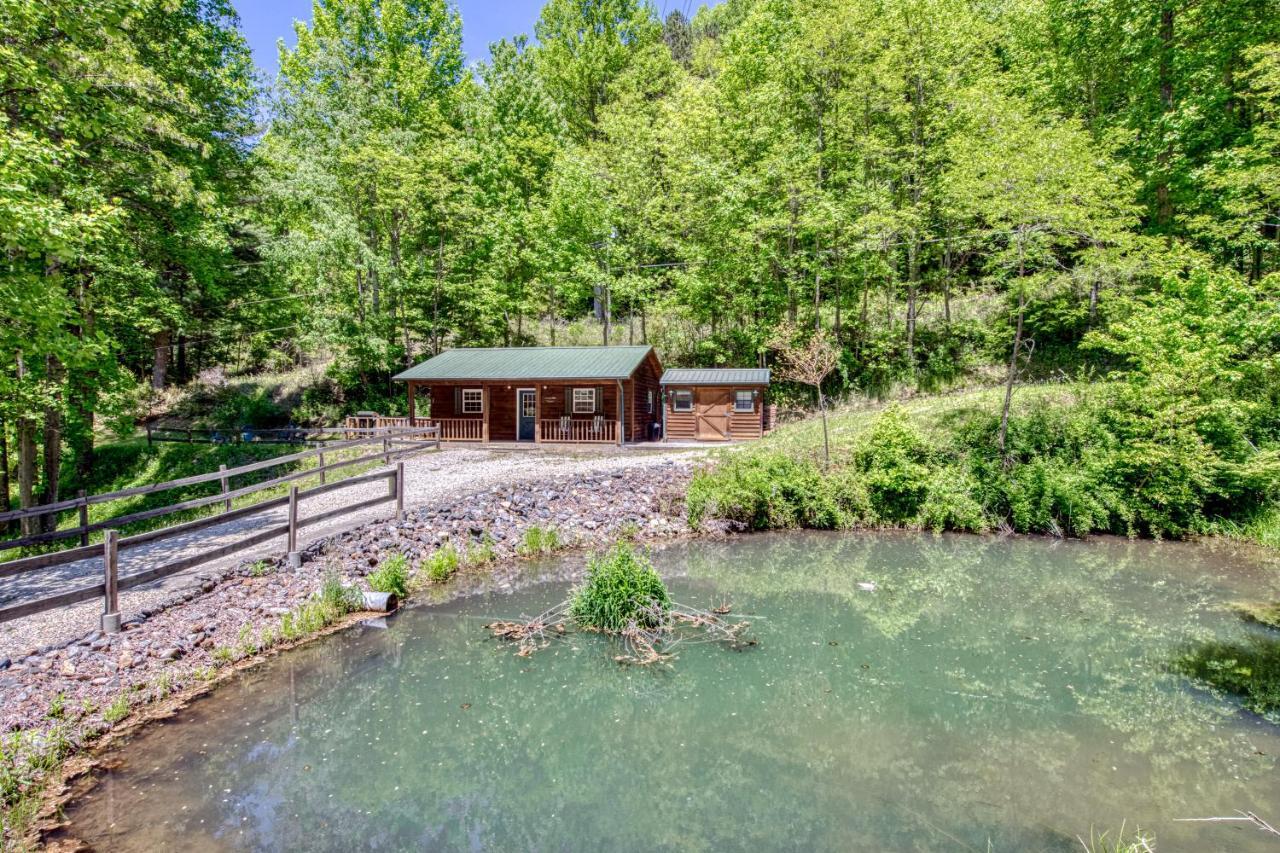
[539,417,618,444]
[344,416,482,442]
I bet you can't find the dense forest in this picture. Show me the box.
[2,0,1279,532]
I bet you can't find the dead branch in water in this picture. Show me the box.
[487,599,753,665]
[1175,810,1280,839]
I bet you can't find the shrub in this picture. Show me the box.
[424,543,461,582]
[369,553,410,598]
[854,405,933,522]
[686,453,842,530]
[570,543,671,632]
[918,466,990,533]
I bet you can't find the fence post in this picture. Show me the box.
[317,449,326,485]
[78,490,89,547]
[102,530,121,634]
[219,463,231,512]
[287,485,300,568]
[382,435,390,464]
[146,422,152,445]
[395,461,404,522]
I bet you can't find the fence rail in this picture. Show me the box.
[0,425,435,627]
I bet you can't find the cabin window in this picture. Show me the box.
[672,390,693,412]
[461,388,483,414]
[734,390,755,412]
[572,388,596,414]
[646,390,654,414]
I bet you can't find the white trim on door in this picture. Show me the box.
[516,387,536,441]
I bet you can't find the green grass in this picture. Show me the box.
[422,544,461,584]
[517,524,562,557]
[369,553,410,598]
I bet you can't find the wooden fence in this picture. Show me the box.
[0,424,439,629]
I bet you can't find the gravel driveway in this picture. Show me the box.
[0,444,705,660]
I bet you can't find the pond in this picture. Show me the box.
[58,532,1280,851]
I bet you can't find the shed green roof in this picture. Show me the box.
[393,346,655,382]
[660,368,770,386]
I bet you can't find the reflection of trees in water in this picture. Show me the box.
[66,532,1280,852]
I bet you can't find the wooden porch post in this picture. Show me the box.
[535,386,542,444]
[482,385,490,444]
[616,379,624,446]
[407,381,416,424]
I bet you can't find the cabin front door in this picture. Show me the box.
[517,388,536,441]
[694,388,731,441]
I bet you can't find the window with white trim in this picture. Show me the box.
[734,390,755,412]
[646,390,654,414]
[672,390,693,412]
[572,388,596,414]
[461,388,483,414]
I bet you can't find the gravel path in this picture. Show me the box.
[0,444,705,660]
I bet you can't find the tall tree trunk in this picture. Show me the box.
[69,273,97,482]
[151,329,170,390]
[906,236,920,378]
[787,188,799,324]
[0,417,12,535]
[40,355,64,532]
[1155,5,1175,227]
[176,333,187,384]
[433,234,444,355]
[998,236,1028,460]
[816,383,830,467]
[16,352,38,537]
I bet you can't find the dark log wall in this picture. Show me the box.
[629,354,663,442]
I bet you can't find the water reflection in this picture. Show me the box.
[60,532,1280,852]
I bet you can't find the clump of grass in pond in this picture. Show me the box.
[1174,636,1280,716]
[369,552,410,597]
[517,524,561,557]
[423,543,460,583]
[488,542,752,664]
[569,543,671,632]
[1078,823,1155,853]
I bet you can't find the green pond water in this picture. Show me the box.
[60,532,1280,852]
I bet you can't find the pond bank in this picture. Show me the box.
[1,459,699,847]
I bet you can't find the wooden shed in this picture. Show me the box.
[392,346,663,445]
[660,368,772,441]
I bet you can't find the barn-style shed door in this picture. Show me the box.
[694,388,731,440]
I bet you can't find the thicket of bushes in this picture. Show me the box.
[689,271,1280,541]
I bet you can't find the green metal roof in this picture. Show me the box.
[393,346,655,382]
[660,368,770,386]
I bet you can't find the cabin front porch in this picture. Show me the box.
[350,381,631,445]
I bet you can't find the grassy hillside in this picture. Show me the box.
[688,381,1280,547]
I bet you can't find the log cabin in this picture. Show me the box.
[660,368,772,441]
[392,346,664,444]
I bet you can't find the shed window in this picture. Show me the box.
[646,390,654,414]
[461,388,483,414]
[734,390,755,412]
[572,388,596,414]
[672,390,693,412]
